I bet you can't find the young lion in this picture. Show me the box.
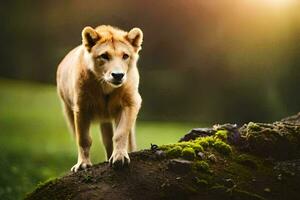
[56,25,143,172]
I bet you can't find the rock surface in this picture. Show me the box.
[25,113,300,200]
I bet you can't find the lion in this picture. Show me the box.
[56,25,143,172]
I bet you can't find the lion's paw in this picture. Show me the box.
[71,160,92,172]
[109,149,130,169]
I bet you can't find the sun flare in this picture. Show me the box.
[264,0,296,8]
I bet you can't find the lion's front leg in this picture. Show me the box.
[109,106,138,168]
[71,110,92,172]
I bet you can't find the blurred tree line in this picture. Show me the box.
[0,0,299,124]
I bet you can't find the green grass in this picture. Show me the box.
[0,79,198,200]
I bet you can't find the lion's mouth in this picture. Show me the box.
[109,80,123,87]
[113,80,123,85]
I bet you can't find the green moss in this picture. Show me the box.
[195,136,215,147]
[192,143,204,152]
[195,177,208,186]
[177,141,193,149]
[177,141,204,152]
[241,120,300,159]
[236,154,259,169]
[197,140,209,148]
[160,140,205,159]
[247,122,261,132]
[214,130,228,140]
[193,161,209,172]
[182,147,196,160]
[160,130,234,162]
[161,134,232,159]
[205,137,216,145]
[213,139,232,155]
[165,146,182,158]
[159,144,175,150]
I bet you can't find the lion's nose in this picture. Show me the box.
[111,73,124,81]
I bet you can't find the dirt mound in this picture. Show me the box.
[25,113,300,200]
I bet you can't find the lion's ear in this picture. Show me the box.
[127,27,143,51]
[82,26,100,51]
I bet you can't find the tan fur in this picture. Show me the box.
[56,25,143,172]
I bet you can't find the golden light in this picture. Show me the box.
[263,0,297,8]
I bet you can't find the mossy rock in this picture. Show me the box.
[193,161,210,172]
[197,140,209,148]
[161,133,232,161]
[182,147,196,160]
[165,146,182,158]
[213,139,232,155]
[239,120,300,159]
[26,113,300,200]
[215,130,229,140]
[160,140,205,160]
[247,122,262,132]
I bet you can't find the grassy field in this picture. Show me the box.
[0,79,198,200]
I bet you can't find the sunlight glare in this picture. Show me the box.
[264,0,296,8]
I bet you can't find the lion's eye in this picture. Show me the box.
[98,53,110,61]
[122,53,129,60]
